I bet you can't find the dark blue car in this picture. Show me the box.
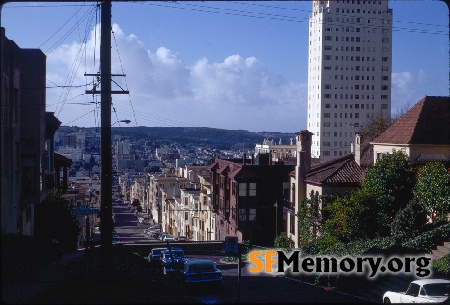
[161,248,186,274]
[182,259,222,290]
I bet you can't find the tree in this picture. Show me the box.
[320,188,377,246]
[318,151,416,245]
[132,198,142,213]
[358,115,394,167]
[35,190,80,252]
[297,192,335,246]
[362,150,415,224]
[413,162,450,222]
[391,200,426,242]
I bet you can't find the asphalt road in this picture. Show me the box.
[112,203,377,304]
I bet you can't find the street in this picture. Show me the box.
[111,203,376,304]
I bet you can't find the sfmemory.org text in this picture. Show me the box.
[248,250,432,278]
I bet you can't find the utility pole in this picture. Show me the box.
[100,0,113,275]
[274,200,278,237]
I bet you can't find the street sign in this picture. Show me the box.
[225,236,239,255]
[70,205,100,216]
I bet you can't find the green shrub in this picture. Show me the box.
[402,222,450,253]
[432,253,450,275]
[274,235,294,250]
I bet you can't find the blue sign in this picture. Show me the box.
[70,205,100,216]
[225,236,239,255]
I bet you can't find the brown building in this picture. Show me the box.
[209,155,294,247]
[1,27,69,236]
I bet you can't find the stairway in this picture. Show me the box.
[425,241,450,262]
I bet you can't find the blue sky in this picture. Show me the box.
[1,1,448,132]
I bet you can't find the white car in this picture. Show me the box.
[382,279,450,303]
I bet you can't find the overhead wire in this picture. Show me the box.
[54,5,98,118]
[111,28,142,138]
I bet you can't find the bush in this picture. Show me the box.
[402,222,450,253]
[274,235,294,250]
[432,253,450,276]
[391,200,426,241]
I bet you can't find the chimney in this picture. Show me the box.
[354,133,361,166]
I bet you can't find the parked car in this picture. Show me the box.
[175,236,188,242]
[112,231,121,243]
[157,232,170,241]
[147,223,162,232]
[150,231,161,238]
[182,259,222,290]
[160,248,187,274]
[383,279,450,303]
[162,234,175,242]
[146,247,167,265]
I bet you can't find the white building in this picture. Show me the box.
[116,140,131,155]
[307,0,392,161]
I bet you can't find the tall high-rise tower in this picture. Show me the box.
[307,0,392,162]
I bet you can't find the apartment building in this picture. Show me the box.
[308,0,392,161]
[210,156,294,247]
[1,28,68,236]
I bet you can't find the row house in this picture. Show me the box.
[146,164,216,241]
[198,174,215,241]
[130,176,147,211]
[147,171,189,225]
[209,155,295,247]
[65,176,101,244]
[1,27,70,236]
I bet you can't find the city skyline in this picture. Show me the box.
[1,0,448,132]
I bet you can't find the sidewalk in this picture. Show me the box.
[2,249,85,304]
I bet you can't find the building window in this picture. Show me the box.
[381,104,388,109]
[249,183,256,196]
[239,183,247,196]
[324,113,330,118]
[325,103,331,108]
[239,209,246,221]
[249,209,256,221]
[323,122,331,127]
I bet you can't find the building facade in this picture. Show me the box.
[307,0,392,161]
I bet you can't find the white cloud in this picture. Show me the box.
[391,71,416,116]
[46,24,306,132]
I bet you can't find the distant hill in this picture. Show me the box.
[110,127,297,150]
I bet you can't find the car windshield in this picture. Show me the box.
[188,263,215,272]
[164,250,184,258]
[423,283,450,296]
[152,249,166,256]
